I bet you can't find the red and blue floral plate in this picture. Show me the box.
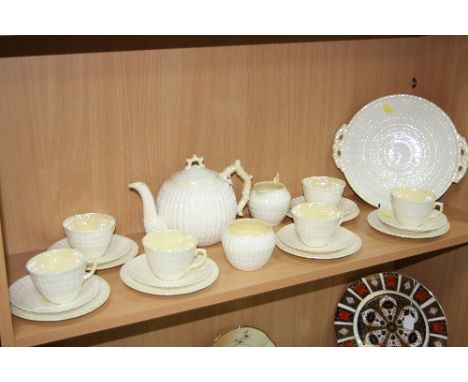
[335,272,448,346]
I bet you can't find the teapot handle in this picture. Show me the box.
[220,160,252,216]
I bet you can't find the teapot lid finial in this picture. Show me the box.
[185,154,205,169]
[172,155,218,185]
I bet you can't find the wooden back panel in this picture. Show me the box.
[0,36,467,256]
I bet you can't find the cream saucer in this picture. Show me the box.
[277,224,355,253]
[276,234,362,260]
[127,254,211,288]
[376,209,448,232]
[49,235,138,270]
[9,275,100,314]
[120,258,219,296]
[287,196,359,222]
[94,240,138,270]
[11,276,110,321]
[368,210,450,239]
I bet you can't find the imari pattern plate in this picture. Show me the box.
[334,272,448,347]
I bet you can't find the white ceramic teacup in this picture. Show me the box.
[63,213,116,261]
[26,248,96,304]
[301,176,345,206]
[391,187,443,228]
[248,176,291,226]
[222,218,275,271]
[292,202,343,247]
[142,230,207,281]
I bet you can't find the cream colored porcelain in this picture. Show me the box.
[221,218,275,271]
[377,208,448,233]
[332,95,468,208]
[93,240,138,270]
[302,176,345,206]
[292,202,343,248]
[128,254,211,288]
[49,234,138,270]
[11,276,110,322]
[63,213,115,260]
[26,248,97,305]
[276,234,362,260]
[248,173,291,226]
[143,230,207,281]
[277,224,355,253]
[287,196,360,222]
[10,275,100,314]
[391,187,443,228]
[129,155,252,246]
[367,210,450,239]
[120,258,219,296]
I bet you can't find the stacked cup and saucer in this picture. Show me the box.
[368,187,450,239]
[277,176,362,259]
[49,213,138,270]
[9,213,120,321]
[287,176,360,222]
[120,230,219,296]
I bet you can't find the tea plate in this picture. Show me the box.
[368,210,450,239]
[11,276,110,321]
[10,275,100,314]
[213,326,276,347]
[377,209,448,232]
[127,254,212,288]
[93,239,138,270]
[49,234,138,270]
[334,272,448,346]
[333,94,467,208]
[120,258,219,296]
[276,233,361,260]
[277,224,356,253]
[287,196,359,222]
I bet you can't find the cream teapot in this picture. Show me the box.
[129,155,252,246]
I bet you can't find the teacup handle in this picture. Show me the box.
[188,249,207,272]
[432,202,444,218]
[84,261,97,280]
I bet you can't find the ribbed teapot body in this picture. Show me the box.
[156,178,237,246]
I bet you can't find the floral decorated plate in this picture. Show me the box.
[334,272,448,346]
[213,326,275,347]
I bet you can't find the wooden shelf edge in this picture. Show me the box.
[0,36,421,58]
[6,199,468,346]
[14,239,468,347]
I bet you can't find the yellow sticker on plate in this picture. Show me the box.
[383,104,394,114]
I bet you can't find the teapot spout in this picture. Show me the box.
[129,182,167,233]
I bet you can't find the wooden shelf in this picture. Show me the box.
[0,35,416,58]
[6,197,468,347]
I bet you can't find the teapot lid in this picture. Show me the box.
[171,155,219,185]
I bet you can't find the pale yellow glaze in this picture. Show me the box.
[228,219,271,236]
[393,187,436,202]
[302,176,345,189]
[378,210,393,220]
[29,249,83,273]
[64,213,115,232]
[143,230,197,251]
[293,202,341,220]
[254,181,284,193]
